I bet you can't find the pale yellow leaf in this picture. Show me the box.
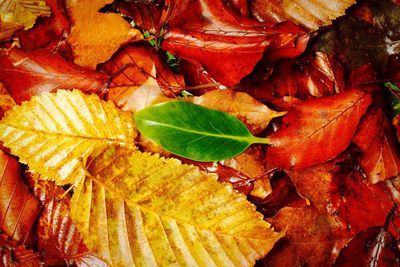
[193,90,285,135]
[0,90,137,185]
[66,0,143,69]
[70,146,283,266]
[0,0,51,41]
[251,0,356,30]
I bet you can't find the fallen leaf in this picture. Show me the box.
[333,226,400,266]
[0,235,42,267]
[251,0,356,30]
[162,0,309,86]
[226,0,250,17]
[0,90,137,184]
[266,90,372,169]
[0,83,16,119]
[28,175,108,267]
[0,47,109,104]
[69,146,283,266]
[101,43,184,95]
[65,0,142,69]
[193,90,286,135]
[0,0,51,41]
[0,150,40,246]
[353,105,400,183]
[15,0,70,51]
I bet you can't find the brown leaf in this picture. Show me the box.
[0,150,40,246]
[266,90,372,169]
[15,0,70,51]
[28,175,108,267]
[353,105,400,183]
[193,89,286,135]
[66,0,142,69]
[0,235,42,267]
[161,0,309,86]
[0,47,109,104]
[0,83,15,119]
[250,0,356,30]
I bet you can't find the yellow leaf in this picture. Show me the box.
[66,0,143,69]
[193,90,286,135]
[70,146,283,266]
[0,0,51,41]
[0,90,137,185]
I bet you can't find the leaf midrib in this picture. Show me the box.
[140,119,269,144]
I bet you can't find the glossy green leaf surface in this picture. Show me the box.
[134,101,269,162]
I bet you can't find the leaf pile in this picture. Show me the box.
[1,0,400,266]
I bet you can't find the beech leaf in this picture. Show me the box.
[266,90,372,169]
[0,0,51,41]
[0,90,137,185]
[69,146,283,266]
[65,0,143,69]
[134,101,270,162]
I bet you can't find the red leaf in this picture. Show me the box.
[353,105,400,183]
[15,0,70,51]
[0,235,42,267]
[266,90,372,169]
[333,227,400,267]
[161,0,309,86]
[0,151,40,247]
[0,48,109,104]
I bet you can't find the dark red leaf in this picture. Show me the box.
[0,48,109,104]
[0,235,42,267]
[0,151,40,247]
[334,227,400,267]
[266,90,372,169]
[161,0,309,86]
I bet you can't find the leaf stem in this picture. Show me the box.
[251,136,270,145]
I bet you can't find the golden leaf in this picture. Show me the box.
[70,146,283,266]
[66,0,142,69]
[0,90,136,185]
[0,0,51,41]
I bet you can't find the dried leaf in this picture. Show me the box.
[16,0,70,50]
[69,146,283,266]
[251,0,356,30]
[0,150,40,246]
[0,0,51,41]
[0,236,42,267]
[266,90,372,169]
[0,47,109,104]
[193,90,286,135]
[162,0,309,86]
[0,90,137,185]
[66,0,142,69]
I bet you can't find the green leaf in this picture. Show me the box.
[134,101,269,162]
[385,82,400,117]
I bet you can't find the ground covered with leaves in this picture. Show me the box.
[1,0,400,266]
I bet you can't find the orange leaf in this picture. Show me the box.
[266,90,372,169]
[66,0,142,69]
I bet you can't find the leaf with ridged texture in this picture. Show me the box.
[70,146,283,266]
[0,235,42,267]
[0,0,51,41]
[0,150,41,247]
[251,0,356,30]
[0,90,137,185]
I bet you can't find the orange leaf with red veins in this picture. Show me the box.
[66,0,142,69]
[0,150,40,247]
[0,48,109,104]
[16,0,70,51]
[193,89,286,135]
[161,0,309,86]
[101,44,184,95]
[353,105,400,184]
[266,90,372,169]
